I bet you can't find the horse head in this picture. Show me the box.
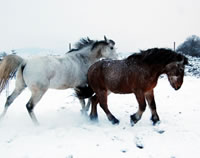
[92,36,117,60]
[165,56,188,90]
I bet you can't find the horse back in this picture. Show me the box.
[88,59,159,94]
[23,56,87,89]
[88,60,137,93]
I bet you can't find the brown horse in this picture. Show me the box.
[86,48,188,126]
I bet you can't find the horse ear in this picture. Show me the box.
[178,55,188,65]
[180,59,184,64]
[104,35,108,42]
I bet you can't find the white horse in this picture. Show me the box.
[0,36,117,124]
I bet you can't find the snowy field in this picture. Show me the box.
[0,76,200,158]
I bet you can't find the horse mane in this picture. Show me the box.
[67,37,111,53]
[68,37,95,53]
[91,41,109,50]
[127,48,188,65]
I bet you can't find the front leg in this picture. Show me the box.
[130,92,146,126]
[145,90,160,125]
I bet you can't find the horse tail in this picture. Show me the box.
[0,54,25,93]
[75,85,94,99]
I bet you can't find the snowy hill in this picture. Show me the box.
[186,55,200,78]
[13,48,58,58]
[0,47,63,58]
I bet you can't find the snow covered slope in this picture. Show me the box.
[0,76,199,158]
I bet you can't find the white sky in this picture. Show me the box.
[0,0,200,52]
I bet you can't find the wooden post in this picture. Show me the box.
[173,42,176,51]
[69,43,71,51]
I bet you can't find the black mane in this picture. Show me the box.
[127,48,188,65]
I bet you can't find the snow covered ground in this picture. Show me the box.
[0,75,200,158]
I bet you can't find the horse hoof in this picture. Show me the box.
[130,120,135,127]
[80,109,88,116]
[130,114,140,126]
[90,115,98,122]
[151,115,160,125]
[152,120,161,126]
[111,118,120,125]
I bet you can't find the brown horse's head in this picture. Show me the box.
[165,56,188,90]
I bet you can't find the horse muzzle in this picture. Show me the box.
[174,85,181,90]
[169,76,183,91]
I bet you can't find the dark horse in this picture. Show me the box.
[86,48,188,126]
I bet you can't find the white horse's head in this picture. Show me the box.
[91,36,117,60]
[103,36,117,59]
[67,36,118,64]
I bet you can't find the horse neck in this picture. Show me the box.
[71,46,98,66]
[147,64,166,80]
[79,46,102,65]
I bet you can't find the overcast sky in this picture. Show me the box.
[0,0,200,53]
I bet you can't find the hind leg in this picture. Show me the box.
[85,98,91,111]
[145,90,160,125]
[26,88,47,125]
[80,98,91,115]
[97,90,119,124]
[79,98,86,114]
[90,95,99,121]
[0,78,26,120]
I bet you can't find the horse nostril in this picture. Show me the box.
[175,85,181,90]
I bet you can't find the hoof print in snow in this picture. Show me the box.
[121,149,127,153]
[154,127,165,134]
[157,130,165,134]
[136,144,144,149]
[135,136,144,149]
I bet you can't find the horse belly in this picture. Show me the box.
[49,79,70,89]
[49,70,85,89]
[105,76,134,94]
[48,75,75,89]
[108,82,133,94]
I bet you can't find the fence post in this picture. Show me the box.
[69,43,71,51]
[174,42,176,51]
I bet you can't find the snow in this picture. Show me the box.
[0,76,200,158]
[186,55,200,78]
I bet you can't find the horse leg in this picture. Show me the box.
[79,98,91,115]
[145,90,160,125]
[26,88,47,125]
[85,97,91,111]
[97,91,119,124]
[79,97,91,114]
[0,78,26,120]
[89,95,99,121]
[130,92,146,126]
[79,98,86,114]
